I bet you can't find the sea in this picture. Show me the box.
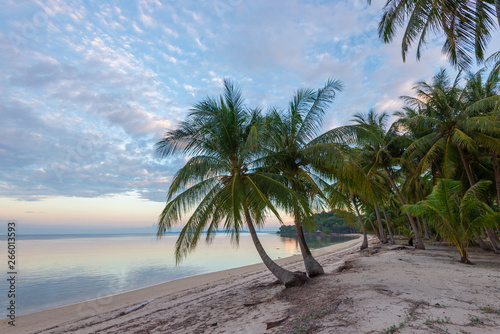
[0,232,355,317]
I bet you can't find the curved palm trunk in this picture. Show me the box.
[352,197,368,250]
[294,213,324,277]
[374,205,388,243]
[382,206,395,244]
[382,164,425,249]
[244,207,308,287]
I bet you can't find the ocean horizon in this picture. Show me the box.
[0,232,355,317]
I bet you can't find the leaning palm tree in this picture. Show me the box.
[259,79,345,277]
[155,80,308,287]
[372,0,499,68]
[405,179,499,263]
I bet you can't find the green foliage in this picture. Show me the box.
[156,80,312,263]
[278,211,358,234]
[374,0,499,68]
[468,315,484,326]
[479,305,500,314]
[405,179,499,263]
[425,316,451,325]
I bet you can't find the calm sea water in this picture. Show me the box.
[0,233,355,316]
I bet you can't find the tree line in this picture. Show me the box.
[278,211,358,235]
[155,1,500,287]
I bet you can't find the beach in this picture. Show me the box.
[2,236,500,333]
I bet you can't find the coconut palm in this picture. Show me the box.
[463,67,500,207]
[405,179,500,263]
[331,109,426,249]
[260,79,345,277]
[155,80,308,287]
[401,69,482,186]
[373,0,499,68]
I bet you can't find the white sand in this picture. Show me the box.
[2,235,500,333]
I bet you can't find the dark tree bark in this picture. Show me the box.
[245,207,308,287]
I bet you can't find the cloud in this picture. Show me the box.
[1,0,499,207]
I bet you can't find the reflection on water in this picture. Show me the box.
[280,234,357,250]
[0,233,356,316]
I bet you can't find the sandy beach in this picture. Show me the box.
[2,236,500,334]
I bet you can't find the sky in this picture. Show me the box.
[1,0,499,233]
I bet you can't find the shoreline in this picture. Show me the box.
[1,235,363,333]
[5,236,499,333]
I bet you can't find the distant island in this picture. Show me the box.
[278,211,358,235]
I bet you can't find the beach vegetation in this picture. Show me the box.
[258,79,343,277]
[155,80,309,287]
[372,0,500,69]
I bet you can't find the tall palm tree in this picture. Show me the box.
[372,0,499,68]
[332,110,427,249]
[401,69,481,186]
[155,80,308,287]
[260,79,345,277]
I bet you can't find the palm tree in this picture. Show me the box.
[372,0,499,68]
[260,79,344,277]
[405,179,499,263]
[155,80,308,287]
[332,110,426,249]
[463,67,500,207]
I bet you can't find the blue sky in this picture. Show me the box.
[1,0,499,232]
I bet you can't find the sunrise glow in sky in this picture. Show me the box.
[1,0,499,233]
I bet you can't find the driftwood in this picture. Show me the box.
[119,299,154,316]
[265,315,289,329]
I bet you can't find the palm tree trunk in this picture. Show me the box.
[485,227,500,254]
[475,232,491,251]
[374,205,388,243]
[352,196,368,250]
[244,207,308,287]
[368,217,381,240]
[434,160,445,179]
[293,211,324,277]
[382,164,425,249]
[459,244,471,264]
[492,152,500,209]
[415,216,423,238]
[457,146,475,187]
[422,218,430,240]
[382,206,395,244]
